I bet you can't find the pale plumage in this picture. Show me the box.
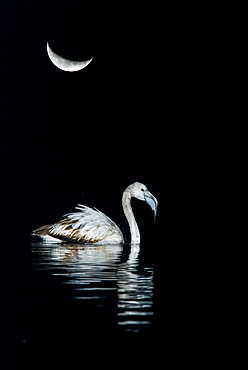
[32,182,158,245]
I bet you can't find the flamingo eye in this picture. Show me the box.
[141,189,144,192]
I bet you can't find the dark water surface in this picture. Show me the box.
[2,239,241,368]
[1,242,158,369]
[31,243,154,334]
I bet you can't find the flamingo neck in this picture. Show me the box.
[122,187,140,244]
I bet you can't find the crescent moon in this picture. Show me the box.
[47,42,93,72]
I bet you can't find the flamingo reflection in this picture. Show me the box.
[32,243,154,332]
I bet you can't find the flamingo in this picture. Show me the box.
[32,182,158,244]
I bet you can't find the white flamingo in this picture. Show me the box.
[32,182,158,245]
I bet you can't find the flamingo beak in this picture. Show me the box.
[144,190,158,220]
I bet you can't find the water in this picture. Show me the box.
[31,243,154,335]
[1,242,157,368]
[2,240,235,367]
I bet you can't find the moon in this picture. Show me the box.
[47,42,93,72]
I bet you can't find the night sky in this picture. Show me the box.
[1,2,246,244]
[0,1,247,256]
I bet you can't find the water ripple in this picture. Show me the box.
[32,243,154,333]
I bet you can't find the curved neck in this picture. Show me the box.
[122,187,140,244]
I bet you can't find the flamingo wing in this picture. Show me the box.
[39,205,123,244]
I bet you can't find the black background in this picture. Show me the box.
[0,1,244,243]
[0,0,247,366]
